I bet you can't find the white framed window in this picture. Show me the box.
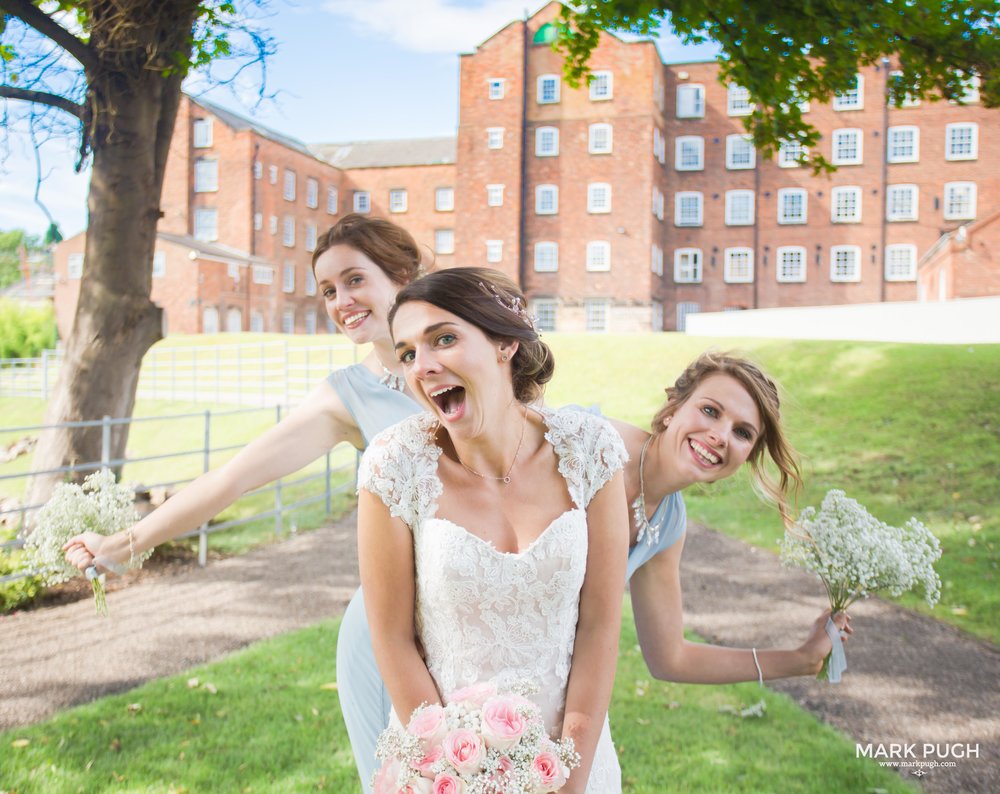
[587,183,612,214]
[537,74,560,104]
[778,139,807,168]
[306,178,319,209]
[534,242,558,272]
[945,123,978,161]
[832,129,863,165]
[889,71,921,108]
[305,222,317,253]
[673,248,702,283]
[884,244,917,282]
[488,78,505,100]
[651,186,664,221]
[831,186,862,223]
[193,118,213,148]
[305,310,317,335]
[389,188,408,213]
[886,184,918,221]
[250,311,264,333]
[589,70,613,101]
[535,185,558,215]
[777,246,807,282]
[727,84,753,116]
[486,127,504,149]
[67,252,84,279]
[436,187,454,211]
[584,298,609,332]
[778,188,808,224]
[282,216,295,247]
[194,159,218,192]
[283,169,296,201]
[327,187,338,215]
[283,263,295,293]
[887,126,919,163]
[282,308,295,334]
[532,299,557,332]
[485,240,503,263]
[674,192,703,227]
[724,247,754,283]
[676,84,705,118]
[955,73,980,104]
[833,75,864,110]
[726,135,756,169]
[535,126,559,157]
[652,300,664,331]
[675,136,704,170]
[725,190,755,226]
[653,127,666,163]
[586,241,611,272]
[353,191,370,213]
[268,165,278,185]
[152,251,166,279]
[202,307,219,334]
[944,182,976,220]
[252,265,274,285]
[589,123,612,154]
[830,245,861,282]
[676,301,700,332]
[305,268,317,296]
[253,212,263,231]
[650,244,664,276]
[225,307,243,333]
[268,215,278,235]
[253,161,262,180]
[435,229,454,254]
[486,184,504,207]
[194,208,218,241]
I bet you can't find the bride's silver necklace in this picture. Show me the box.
[632,434,667,546]
[454,405,527,485]
[379,365,405,392]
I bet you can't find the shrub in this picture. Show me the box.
[0,527,43,612]
[0,299,58,358]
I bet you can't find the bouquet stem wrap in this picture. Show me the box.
[822,617,847,683]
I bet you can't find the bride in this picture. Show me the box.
[357,268,629,792]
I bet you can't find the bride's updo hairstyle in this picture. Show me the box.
[311,213,424,285]
[389,267,554,404]
[652,351,802,524]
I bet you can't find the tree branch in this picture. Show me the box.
[0,85,84,119]
[0,0,99,72]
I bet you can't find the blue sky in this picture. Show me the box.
[0,0,718,238]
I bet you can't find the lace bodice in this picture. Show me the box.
[358,407,627,733]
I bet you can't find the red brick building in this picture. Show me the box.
[54,2,998,335]
[918,209,1000,301]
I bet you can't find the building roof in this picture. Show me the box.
[188,95,316,158]
[309,137,456,169]
[157,231,275,267]
[919,208,1000,268]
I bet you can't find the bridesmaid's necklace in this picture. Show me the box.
[454,405,527,485]
[632,434,667,546]
[379,365,406,392]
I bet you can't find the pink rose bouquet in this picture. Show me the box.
[373,679,580,794]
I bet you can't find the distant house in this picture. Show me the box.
[918,209,1000,302]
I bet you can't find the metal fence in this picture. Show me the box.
[0,406,358,585]
[0,339,357,406]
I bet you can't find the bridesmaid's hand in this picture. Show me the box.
[63,531,111,574]
[796,609,852,676]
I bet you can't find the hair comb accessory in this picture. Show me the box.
[479,280,535,331]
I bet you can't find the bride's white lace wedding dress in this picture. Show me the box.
[358,406,625,793]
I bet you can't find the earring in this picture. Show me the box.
[501,354,509,362]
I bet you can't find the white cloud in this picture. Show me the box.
[0,135,89,237]
[321,0,544,54]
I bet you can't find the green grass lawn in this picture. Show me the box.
[0,605,911,794]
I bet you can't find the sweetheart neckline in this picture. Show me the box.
[425,509,584,558]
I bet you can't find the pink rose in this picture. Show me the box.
[442,729,486,776]
[398,779,433,794]
[445,682,497,708]
[432,772,466,794]
[415,745,444,779]
[408,704,448,749]
[480,696,528,751]
[372,758,400,794]
[532,751,569,792]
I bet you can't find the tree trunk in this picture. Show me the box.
[27,4,195,511]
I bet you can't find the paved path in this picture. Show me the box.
[1,514,997,793]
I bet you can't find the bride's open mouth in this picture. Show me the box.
[429,385,466,421]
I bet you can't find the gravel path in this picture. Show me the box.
[1,513,997,793]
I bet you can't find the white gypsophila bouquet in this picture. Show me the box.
[779,489,941,680]
[22,468,144,616]
[373,679,581,794]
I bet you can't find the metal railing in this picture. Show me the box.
[0,405,358,585]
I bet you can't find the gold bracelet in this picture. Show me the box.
[127,527,137,569]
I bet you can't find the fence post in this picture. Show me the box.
[41,349,50,399]
[195,409,211,566]
[215,346,221,404]
[101,416,111,468]
[284,339,290,407]
[274,404,283,534]
[260,342,266,405]
[236,344,243,406]
[150,348,157,400]
[171,348,177,402]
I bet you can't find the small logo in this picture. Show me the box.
[912,770,927,778]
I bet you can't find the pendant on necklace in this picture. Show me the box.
[379,367,405,392]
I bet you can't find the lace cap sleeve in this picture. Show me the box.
[542,407,628,509]
[357,414,441,528]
